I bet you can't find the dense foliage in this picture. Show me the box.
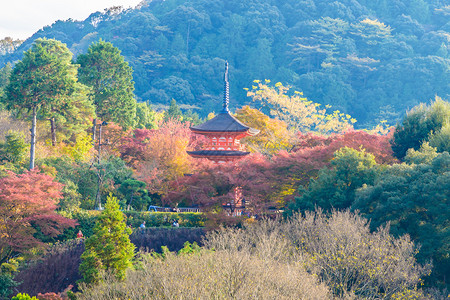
[391,97,450,160]
[1,0,448,127]
[354,151,450,288]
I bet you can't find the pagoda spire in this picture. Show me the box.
[222,61,230,113]
[187,61,259,163]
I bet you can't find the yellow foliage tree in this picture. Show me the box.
[235,106,293,155]
[247,81,355,134]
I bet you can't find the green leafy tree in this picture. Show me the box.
[118,179,151,211]
[4,38,78,169]
[289,147,378,213]
[428,122,450,153]
[135,101,160,129]
[80,195,135,284]
[391,97,450,160]
[0,258,20,300]
[77,40,136,135]
[0,63,12,103]
[404,142,438,165]
[46,82,96,146]
[353,152,450,288]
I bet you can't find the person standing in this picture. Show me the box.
[140,221,146,233]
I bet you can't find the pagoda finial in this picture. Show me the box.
[222,61,229,113]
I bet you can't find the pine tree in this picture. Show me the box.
[79,195,135,284]
[77,40,137,136]
[165,99,182,121]
[4,38,79,168]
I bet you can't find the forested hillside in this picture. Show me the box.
[1,0,449,126]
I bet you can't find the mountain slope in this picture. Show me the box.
[1,0,449,126]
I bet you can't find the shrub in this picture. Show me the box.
[285,210,429,298]
[124,211,205,228]
[205,211,428,299]
[13,228,205,296]
[130,228,205,253]
[11,293,38,300]
[14,241,84,296]
[77,210,428,299]
[57,211,205,243]
[78,244,331,300]
[57,210,100,241]
[36,292,63,300]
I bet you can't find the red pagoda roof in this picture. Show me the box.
[190,112,260,135]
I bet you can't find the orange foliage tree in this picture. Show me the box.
[120,119,200,196]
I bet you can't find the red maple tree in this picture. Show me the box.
[0,169,77,263]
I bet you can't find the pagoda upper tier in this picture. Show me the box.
[187,62,259,163]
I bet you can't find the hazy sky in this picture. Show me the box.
[0,0,143,40]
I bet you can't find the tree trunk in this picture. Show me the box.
[50,117,56,146]
[127,194,134,211]
[92,118,97,144]
[29,105,37,170]
[95,173,103,210]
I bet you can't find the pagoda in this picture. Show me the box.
[187,62,259,163]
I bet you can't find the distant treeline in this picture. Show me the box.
[0,0,448,126]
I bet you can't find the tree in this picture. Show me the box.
[120,120,196,195]
[428,123,450,153]
[287,210,428,298]
[391,97,450,160]
[135,101,161,129]
[77,40,137,135]
[79,195,135,284]
[0,63,12,97]
[0,169,76,263]
[118,179,151,211]
[4,38,78,169]
[0,258,20,299]
[0,131,28,165]
[247,81,355,134]
[0,37,23,55]
[164,99,182,121]
[44,82,96,147]
[166,130,396,213]
[234,105,293,155]
[404,142,438,165]
[288,147,378,213]
[353,153,450,288]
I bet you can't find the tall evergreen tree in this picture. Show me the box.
[165,98,182,121]
[4,38,78,169]
[79,195,135,284]
[77,40,137,138]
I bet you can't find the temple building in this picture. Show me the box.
[187,62,259,163]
